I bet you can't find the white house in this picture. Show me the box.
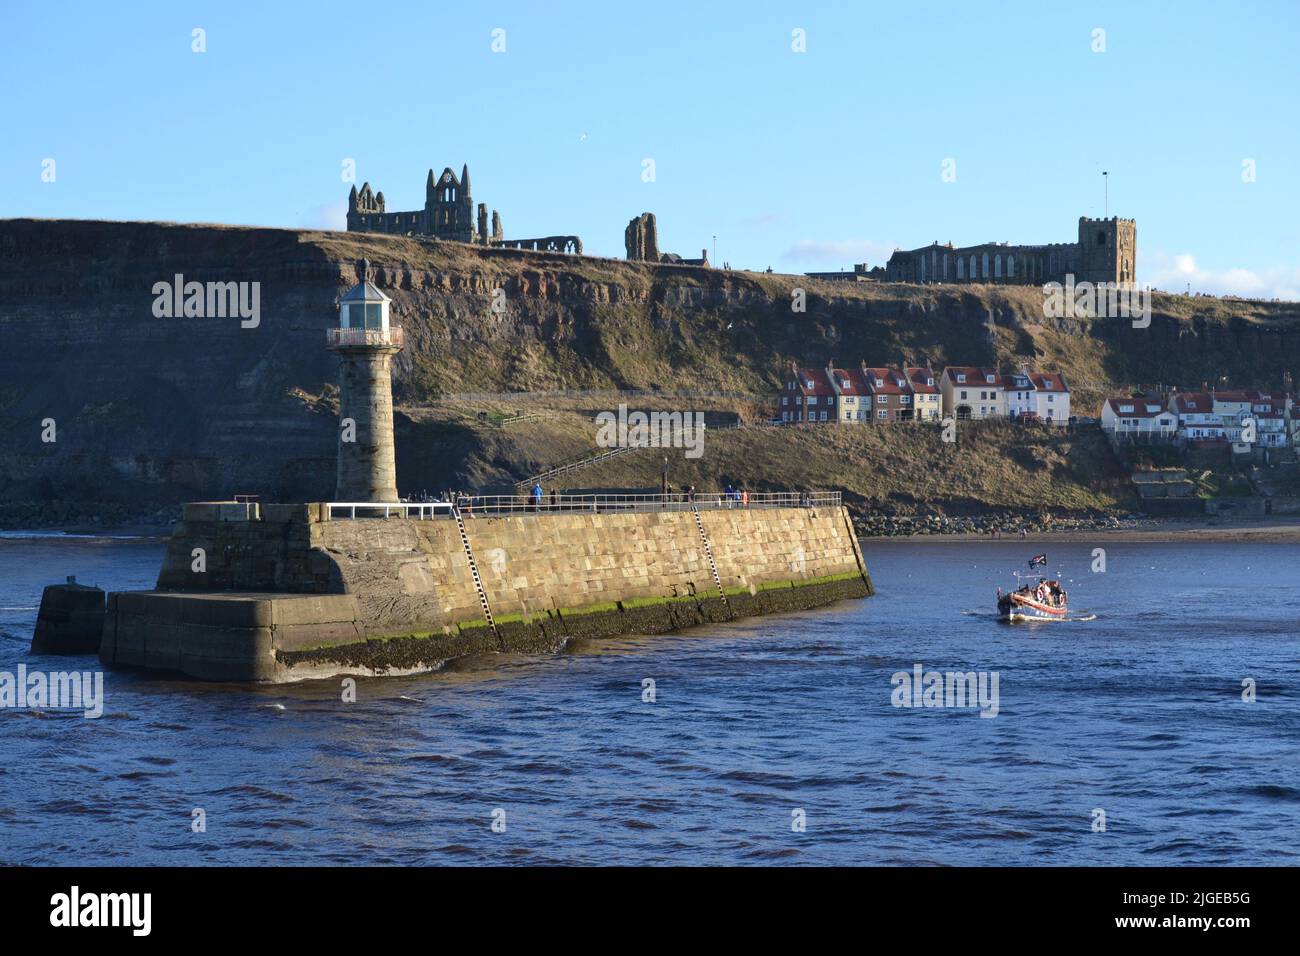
[1101,397,1178,438]
[1002,369,1036,420]
[941,366,1005,420]
[1171,392,1224,442]
[1216,389,1290,450]
[1030,372,1070,426]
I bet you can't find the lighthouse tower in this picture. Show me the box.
[328,259,403,502]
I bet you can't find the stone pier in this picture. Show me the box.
[97,501,873,682]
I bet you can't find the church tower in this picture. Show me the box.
[1078,217,1137,285]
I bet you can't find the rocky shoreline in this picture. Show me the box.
[853,511,1156,538]
[0,501,181,534]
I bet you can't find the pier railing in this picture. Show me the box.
[324,491,840,520]
[326,501,453,519]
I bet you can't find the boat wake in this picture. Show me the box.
[1006,613,1098,624]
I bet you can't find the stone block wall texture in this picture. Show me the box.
[332,347,400,501]
[156,505,866,628]
[125,504,870,681]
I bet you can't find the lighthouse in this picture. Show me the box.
[328,259,403,502]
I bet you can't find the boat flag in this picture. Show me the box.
[1028,553,1048,569]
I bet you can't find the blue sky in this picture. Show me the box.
[5,0,1299,296]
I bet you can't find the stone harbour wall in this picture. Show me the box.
[102,502,871,681]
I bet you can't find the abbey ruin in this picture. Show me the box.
[884,216,1136,286]
[624,212,709,267]
[347,164,583,254]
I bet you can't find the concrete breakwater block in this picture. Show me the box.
[32,580,107,655]
[99,591,364,681]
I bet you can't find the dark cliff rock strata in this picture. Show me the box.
[1,218,1297,514]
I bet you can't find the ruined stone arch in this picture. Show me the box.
[981,252,990,278]
[994,254,1003,278]
[957,256,965,279]
[969,255,977,279]
[1008,255,1015,278]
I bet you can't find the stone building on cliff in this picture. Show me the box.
[347,164,582,254]
[624,212,709,267]
[885,216,1135,286]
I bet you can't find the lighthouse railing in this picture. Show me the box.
[326,327,405,348]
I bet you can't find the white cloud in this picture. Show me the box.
[1141,250,1300,302]
[782,238,898,267]
[300,200,348,231]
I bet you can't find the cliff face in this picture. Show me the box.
[1,218,1298,511]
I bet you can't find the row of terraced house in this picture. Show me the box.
[1101,388,1296,453]
[779,362,1070,425]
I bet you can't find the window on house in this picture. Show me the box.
[877,410,887,419]
[820,411,828,421]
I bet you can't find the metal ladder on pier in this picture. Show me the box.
[452,506,498,642]
[691,506,732,617]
